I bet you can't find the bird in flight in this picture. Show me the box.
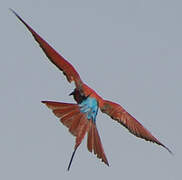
[11,9,172,170]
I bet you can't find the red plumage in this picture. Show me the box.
[11,9,172,170]
[42,101,109,167]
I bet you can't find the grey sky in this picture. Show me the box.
[1,0,181,179]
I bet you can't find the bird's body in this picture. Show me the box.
[11,9,172,171]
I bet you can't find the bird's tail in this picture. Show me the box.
[42,100,91,170]
[42,101,109,169]
[42,101,89,139]
[87,121,109,166]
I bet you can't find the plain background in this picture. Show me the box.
[1,0,181,179]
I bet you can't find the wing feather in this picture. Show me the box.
[101,100,172,154]
[11,9,83,89]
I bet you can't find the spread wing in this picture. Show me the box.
[100,100,172,154]
[10,9,83,89]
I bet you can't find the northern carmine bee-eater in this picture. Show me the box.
[11,9,172,171]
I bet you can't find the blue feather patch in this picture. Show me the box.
[79,97,98,123]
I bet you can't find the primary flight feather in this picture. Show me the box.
[11,9,172,170]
